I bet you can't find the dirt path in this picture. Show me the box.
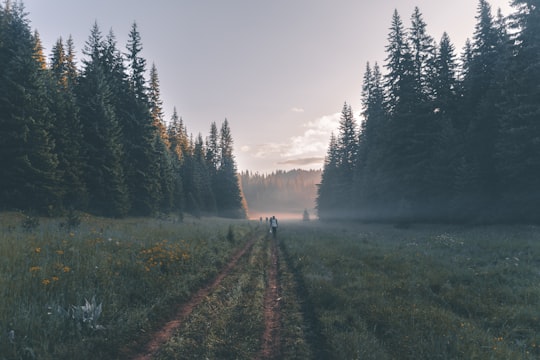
[128,237,256,360]
[257,237,281,359]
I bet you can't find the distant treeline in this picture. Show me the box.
[0,2,246,218]
[317,1,540,223]
[240,169,321,216]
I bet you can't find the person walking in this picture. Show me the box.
[269,215,278,238]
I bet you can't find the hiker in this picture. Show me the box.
[269,215,278,238]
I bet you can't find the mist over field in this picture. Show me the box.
[240,169,321,220]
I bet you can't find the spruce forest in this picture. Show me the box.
[0,2,246,219]
[317,0,540,224]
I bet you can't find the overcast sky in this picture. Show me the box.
[23,0,513,173]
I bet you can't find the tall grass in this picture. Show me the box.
[0,212,252,359]
[281,222,540,359]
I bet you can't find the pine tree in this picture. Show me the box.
[495,0,540,221]
[193,133,216,213]
[457,0,506,220]
[166,108,186,213]
[383,9,431,218]
[0,3,60,212]
[433,33,458,115]
[316,133,339,219]
[205,121,221,215]
[148,63,174,212]
[214,119,246,218]
[149,63,168,145]
[49,37,87,209]
[429,32,460,218]
[334,102,358,211]
[206,121,220,173]
[384,10,415,114]
[65,36,79,87]
[337,103,357,175]
[117,23,162,215]
[409,6,436,101]
[77,22,129,216]
[356,62,387,218]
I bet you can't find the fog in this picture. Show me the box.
[248,210,314,222]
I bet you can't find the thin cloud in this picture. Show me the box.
[291,107,305,113]
[250,142,291,158]
[277,157,325,166]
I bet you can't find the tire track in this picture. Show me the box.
[128,237,257,360]
[279,238,331,359]
[257,236,281,359]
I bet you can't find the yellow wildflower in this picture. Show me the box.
[35,247,41,254]
[29,266,41,272]
[62,266,71,273]
[55,250,64,255]
[42,279,51,285]
[52,276,59,281]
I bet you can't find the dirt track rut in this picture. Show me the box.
[257,236,281,359]
[127,232,282,359]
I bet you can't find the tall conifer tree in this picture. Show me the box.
[495,0,540,221]
[316,133,339,219]
[429,32,460,217]
[78,23,129,216]
[335,103,358,211]
[355,62,387,217]
[457,0,504,218]
[121,22,162,215]
[49,37,87,209]
[214,119,245,218]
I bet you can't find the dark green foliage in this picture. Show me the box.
[336,103,357,202]
[495,0,540,222]
[0,6,246,219]
[49,37,88,209]
[214,119,247,218]
[0,3,61,212]
[77,24,129,217]
[318,2,540,224]
[317,134,341,219]
[120,22,163,216]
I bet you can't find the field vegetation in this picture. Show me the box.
[0,212,252,359]
[2,212,540,359]
[281,221,540,359]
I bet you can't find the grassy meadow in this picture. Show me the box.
[280,221,540,359]
[0,212,253,359]
[2,211,540,359]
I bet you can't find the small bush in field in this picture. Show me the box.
[20,212,39,232]
[65,209,81,230]
[227,225,235,243]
